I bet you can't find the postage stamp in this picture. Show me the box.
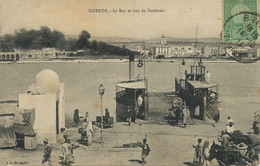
[223,0,258,42]
[222,0,260,63]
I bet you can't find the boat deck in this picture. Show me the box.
[187,80,218,89]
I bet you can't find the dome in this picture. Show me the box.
[36,69,60,93]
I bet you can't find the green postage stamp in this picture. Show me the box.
[223,0,258,42]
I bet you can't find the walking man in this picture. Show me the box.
[42,138,52,166]
[139,138,151,165]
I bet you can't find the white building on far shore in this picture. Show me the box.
[153,35,195,58]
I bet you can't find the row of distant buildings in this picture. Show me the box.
[0,48,69,61]
[151,35,260,59]
[152,35,225,58]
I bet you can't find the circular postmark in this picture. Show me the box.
[221,11,260,63]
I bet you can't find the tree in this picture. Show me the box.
[66,38,77,51]
[39,26,52,47]
[14,29,39,49]
[51,30,66,50]
[1,34,15,51]
[91,40,99,52]
[76,30,91,49]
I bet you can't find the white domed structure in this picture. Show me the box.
[36,69,60,93]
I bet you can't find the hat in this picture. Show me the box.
[43,138,48,143]
[237,142,248,150]
[105,108,108,110]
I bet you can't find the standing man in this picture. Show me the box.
[193,138,202,165]
[182,105,188,128]
[226,116,235,136]
[81,119,88,140]
[73,109,80,127]
[86,120,94,146]
[205,71,211,83]
[42,138,52,166]
[105,108,110,117]
[137,95,143,109]
[127,106,132,126]
[201,140,210,166]
[175,107,181,126]
[136,95,143,120]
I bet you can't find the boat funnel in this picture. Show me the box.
[129,55,135,80]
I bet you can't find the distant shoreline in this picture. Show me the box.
[0,58,259,64]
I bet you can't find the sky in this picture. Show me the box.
[0,0,222,39]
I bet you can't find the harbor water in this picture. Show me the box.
[0,61,259,133]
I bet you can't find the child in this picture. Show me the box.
[62,139,73,164]
[139,138,151,165]
[192,138,202,164]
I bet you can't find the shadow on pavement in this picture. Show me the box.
[129,159,143,164]
[183,161,195,166]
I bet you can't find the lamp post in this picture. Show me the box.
[98,84,105,146]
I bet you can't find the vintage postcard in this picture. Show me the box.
[0,0,259,166]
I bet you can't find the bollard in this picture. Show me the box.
[130,135,132,148]
[116,134,118,148]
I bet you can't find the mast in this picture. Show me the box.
[143,38,148,120]
[193,26,198,83]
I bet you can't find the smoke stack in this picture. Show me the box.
[129,55,134,80]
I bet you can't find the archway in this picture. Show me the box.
[6,54,10,60]
[16,54,19,60]
[2,54,5,60]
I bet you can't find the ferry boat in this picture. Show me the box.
[115,55,149,122]
[175,59,220,122]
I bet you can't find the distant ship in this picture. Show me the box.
[115,55,149,122]
[175,59,220,122]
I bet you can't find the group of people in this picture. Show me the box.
[41,135,76,166]
[81,118,94,146]
[73,108,94,146]
[192,138,211,165]
[127,95,143,126]
[221,116,258,162]
[192,115,259,166]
